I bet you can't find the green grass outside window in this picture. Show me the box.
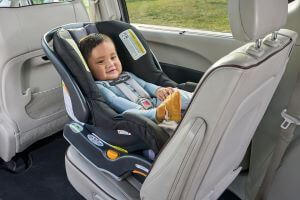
[126,0,230,33]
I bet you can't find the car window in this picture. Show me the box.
[81,0,90,15]
[0,0,72,7]
[0,0,12,7]
[125,0,230,33]
[31,0,72,5]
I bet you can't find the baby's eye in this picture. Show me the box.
[97,60,104,64]
[111,55,117,60]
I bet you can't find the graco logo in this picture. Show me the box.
[87,134,104,147]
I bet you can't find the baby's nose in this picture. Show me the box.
[106,59,114,67]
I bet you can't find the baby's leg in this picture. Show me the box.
[123,108,157,122]
[178,89,193,110]
[156,90,181,122]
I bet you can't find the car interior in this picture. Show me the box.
[1,0,300,200]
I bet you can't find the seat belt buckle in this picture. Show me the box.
[280,109,300,129]
[139,98,153,110]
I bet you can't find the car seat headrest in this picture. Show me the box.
[68,24,99,44]
[68,27,88,44]
[228,0,288,42]
[85,23,99,34]
[54,28,101,99]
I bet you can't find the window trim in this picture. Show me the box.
[117,0,130,23]
[0,0,73,8]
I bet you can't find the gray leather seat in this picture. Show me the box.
[64,0,297,199]
[265,132,300,200]
[0,0,89,162]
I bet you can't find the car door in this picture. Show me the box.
[118,0,243,84]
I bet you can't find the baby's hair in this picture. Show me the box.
[79,33,114,62]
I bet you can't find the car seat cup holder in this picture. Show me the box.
[64,122,152,180]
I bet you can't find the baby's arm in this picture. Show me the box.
[96,84,143,113]
[129,72,175,101]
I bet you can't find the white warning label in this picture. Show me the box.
[119,29,146,60]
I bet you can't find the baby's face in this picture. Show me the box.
[87,40,122,81]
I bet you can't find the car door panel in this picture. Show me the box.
[160,62,204,84]
[0,0,89,161]
[135,25,243,82]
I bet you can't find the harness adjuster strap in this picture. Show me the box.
[280,109,300,129]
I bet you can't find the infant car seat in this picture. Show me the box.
[42,20,196,179]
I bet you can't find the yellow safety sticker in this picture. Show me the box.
[119,29,146,60]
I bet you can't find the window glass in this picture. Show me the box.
[126,0,230,33]
[0,0,12,7]
[81,0,90,15]
[0,0,72,7]
[31,0,72,5]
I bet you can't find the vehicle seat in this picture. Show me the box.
[0,0,89,162]
[53,0,297,199]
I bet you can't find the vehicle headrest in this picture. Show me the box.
[228,0,288,42]
[68,27,87,44]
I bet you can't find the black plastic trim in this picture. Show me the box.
[160,62,204,84]
[117,0,130,23]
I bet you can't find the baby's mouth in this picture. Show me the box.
[107,68,116,74]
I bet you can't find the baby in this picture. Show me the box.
[79,33,191,123]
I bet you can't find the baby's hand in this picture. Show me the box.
[156,87,174,101]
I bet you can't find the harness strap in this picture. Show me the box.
[126,77,151,99]
[113,73,154,109]
[116,83,139,103]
